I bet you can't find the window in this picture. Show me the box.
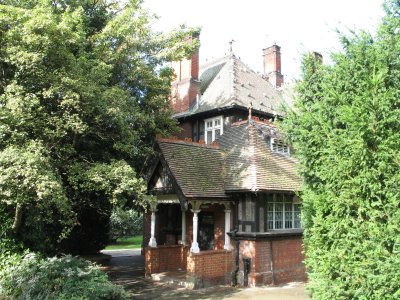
[204,116,223,144]
[271,138,290,155]
[266,195,301,230]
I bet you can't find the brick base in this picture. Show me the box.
[145,245,187,275]
[187,249,233,288]
[237,236,306,286]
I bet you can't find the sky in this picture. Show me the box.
[143,0,385,83]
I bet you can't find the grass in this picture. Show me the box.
[104,235,143,250]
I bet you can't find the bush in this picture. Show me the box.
[0,253,128,300]
[109,208,143,243]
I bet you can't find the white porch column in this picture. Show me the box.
[190,209,201,253]
[181,209,187,246]
[148,208,158,248]
[224,209,231,250]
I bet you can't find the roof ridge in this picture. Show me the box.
[200,55,230,71]
[157,137,220,149]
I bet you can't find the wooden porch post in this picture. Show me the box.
[224,209,231,250]
[190,209,201,253]
[148,206,158,248]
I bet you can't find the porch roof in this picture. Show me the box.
[157,139,228,198]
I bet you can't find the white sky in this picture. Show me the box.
[143,0,385,82]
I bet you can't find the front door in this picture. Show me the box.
[198,212,214,250]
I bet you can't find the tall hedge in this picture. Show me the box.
[284,1,400,299]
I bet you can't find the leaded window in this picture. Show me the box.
[266,195,301,230]
[271,138,290,155]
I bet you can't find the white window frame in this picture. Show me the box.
[267,197,301,230]
[204,116,223,144]
[271,138,290,155]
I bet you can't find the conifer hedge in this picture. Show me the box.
[284,1,400,299]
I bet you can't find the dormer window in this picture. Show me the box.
[271,138,290,155]
[204,116,223,144]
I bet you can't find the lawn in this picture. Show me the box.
[104,235,143,250]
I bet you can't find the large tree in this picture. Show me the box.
[284,1,400,299]
[0,0,199,254]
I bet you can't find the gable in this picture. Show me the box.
[149,162,174,193]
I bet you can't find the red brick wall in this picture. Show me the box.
[170,79,200,114]
[187,250,233,288]
[272,237,307,284]
[145,245,187,275]
[170,35,200,115]
[263,45,284,87]
[178,121,192,140]
[237,236,306,286]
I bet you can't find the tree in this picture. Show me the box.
[0,0,199,254]
[283,1,400,299]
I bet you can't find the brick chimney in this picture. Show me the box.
[170,32,200,114]
[263,44,284,88]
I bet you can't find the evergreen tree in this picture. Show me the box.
[284,1,400,298]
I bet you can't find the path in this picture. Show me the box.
[101,249,311,300]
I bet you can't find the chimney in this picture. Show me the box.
[170,32,200,114]
[312,51,323,63]
[263,44,284,88]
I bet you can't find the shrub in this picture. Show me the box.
[0,253,128,300]
[109,208,143,243]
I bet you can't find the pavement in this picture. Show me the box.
[101,249,311,300]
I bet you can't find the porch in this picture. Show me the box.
[143,198,233,288]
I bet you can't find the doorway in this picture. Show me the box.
[198,212,214,250]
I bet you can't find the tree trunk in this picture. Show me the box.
[12,203,23,234]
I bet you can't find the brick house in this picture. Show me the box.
[143,37,306,288]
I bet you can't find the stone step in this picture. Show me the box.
[151,271,197,289]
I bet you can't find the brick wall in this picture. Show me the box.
[145,245,187,275]
[187,250,233,288]
[272,237,307,284]
[237,236,306,286]
[177,121,192,140]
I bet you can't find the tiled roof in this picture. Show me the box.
[218,120,302,192]
[155,120,301,198]
[157,139,228,198]
[173,55,289,119]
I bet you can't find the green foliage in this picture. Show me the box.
[109,208,143,242]
[283,1,400,299]
[0,0,199,254]
[0,253,128,300]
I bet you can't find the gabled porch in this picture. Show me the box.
[144,196,234,288]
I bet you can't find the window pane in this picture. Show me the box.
[206,121,212,128]
[275,203,283,229]
[215,119,220,126]
[215,129,221,139]
[206,130,212,144]
[285,203,293,228]
[267,203,274,230]
[294,204,301,228]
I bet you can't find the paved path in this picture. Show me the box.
[101,249,311,300]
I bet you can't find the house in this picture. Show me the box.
[143,35,306,288]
